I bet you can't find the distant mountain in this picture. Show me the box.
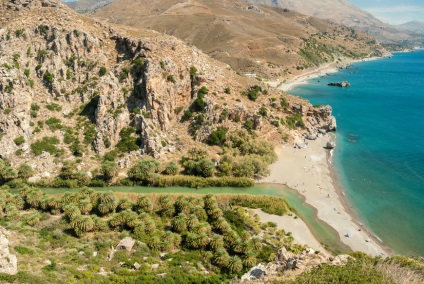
[397,21,424,35]
[63,0,116,13]
[92,0,386,79]
[242,0,423,45]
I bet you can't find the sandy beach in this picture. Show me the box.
[261,135,389,257]
[267,57,382,92]
[252,208,329,255]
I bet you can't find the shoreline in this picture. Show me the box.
[260,134,390,257]
[267,56,383,92]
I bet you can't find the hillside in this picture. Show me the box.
[64,0,116,13]
[397,21,424,35]
[0,0,337,187]
[91,0,386,80]
[242,0,424,46]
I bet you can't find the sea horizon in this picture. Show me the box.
[290,50,424,256]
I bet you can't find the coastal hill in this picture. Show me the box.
[91,0,387,79]
[397,21,424,35]
[0,0,336,186]
[242,0,424,46]
[63,0,116,13]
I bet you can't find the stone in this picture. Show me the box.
[133,262,141,270]
[328,81,351,87]
[0,229,18,275]
[93,251,97,257]
[156,273,167,278]
[116,237,135,252]
[326,141,336,149]
[150,263,159,269]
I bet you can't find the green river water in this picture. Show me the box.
[41,183,350,254]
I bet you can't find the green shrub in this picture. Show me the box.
[46,103,62,112]
[164,161,179,176]
[207,128,228,146]
[181,148,215,177]
[45,117,63,131]
[182,110,193,121]
[99,66,107,77]
[242,85,262,101]
[30,137,62,156]
[116,127,140,152]
[13,136,25,146]
[224,87,231,94]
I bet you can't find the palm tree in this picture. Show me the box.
[208,206,223,220]
[48,197,62,211]
[10,194,24,210]
[171,215,187,233]
[186,214,199,230]
[175,195,186,213]
[80,187,98,204]
[239,231,251,242]
[161,231,175,250]
[250,237,262,252]
[136,195,154,213]
[223,230,239,249]
[79,199,93,215]
[197,233,209,249]
[212,248,230,267]
[26,210,41,226]
[185,233,200,249]
[124,211,139,228]
[91,215,108,232]
[148,235,162,251]
[109,214,125,228]
[208,235,224,252]
[139,212,152,222]
[192,205,207,221]
[98,192,116,206]
[242,252,257,268]
[203,194,217,210]
[159,195,175,217]
[5,203,18,219]
[227,256,243,273]
[144,220,156,234]
[133,222,145,239]
[26,189,43,208]
[63,204,81,221]
[117,198,133,211]
[192,222,211,235]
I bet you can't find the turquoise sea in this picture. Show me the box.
[290,51,424,256]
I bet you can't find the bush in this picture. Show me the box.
[182,110,193,121]
[181,148,215,177]
[43,71,54,85]
[45,117,63,131]
[116,127,140,152]
[30,137,62,156]
[164,162,179,176]
[242,85,262,101]
[207,128,228,146]
[99,66,107,76]
[13,136,25,146]
[18,163,34,179]
[128,159,161,182]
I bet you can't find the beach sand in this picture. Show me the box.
[261,135,389,257]
[267,57,382,92]
[252,208,329,255]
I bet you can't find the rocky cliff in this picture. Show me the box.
[0,0,336,181]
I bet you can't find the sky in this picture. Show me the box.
[349,0,424,25]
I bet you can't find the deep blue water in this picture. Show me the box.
[290,51,424,256]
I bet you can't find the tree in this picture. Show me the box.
[207,128,228,146]
[128,159,160,182]
[18,163,34,179]
[164,161,179,175]
[227,256,243,273]
[99,66,107,76]
[100,161,118,181]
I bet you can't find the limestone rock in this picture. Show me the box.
[0,227,18,275]
[116,237,135,252]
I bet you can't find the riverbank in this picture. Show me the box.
[260,135,389,257]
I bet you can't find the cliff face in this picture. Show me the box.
[0,0,335,180]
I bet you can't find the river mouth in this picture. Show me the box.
[39,183,351,255]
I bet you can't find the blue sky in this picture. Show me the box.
[349,0,424,25]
